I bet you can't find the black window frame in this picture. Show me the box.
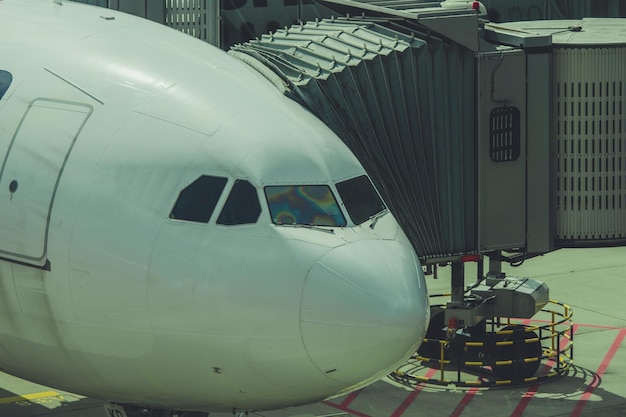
[216,179,261,226]
[336,175,386,225]
[0,70,12,101]
[169,175,227,223]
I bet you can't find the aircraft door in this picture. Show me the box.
[0,99,92,267]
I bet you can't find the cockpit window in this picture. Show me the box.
[170,175,227,223]
[265,185,346,227]
[336,175,386,225]
[0,70,12,100]
[217,180,261,225]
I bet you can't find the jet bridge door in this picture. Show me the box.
[0,99,92,267]
[477,50,527,252]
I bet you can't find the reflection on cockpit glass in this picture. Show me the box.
[265,185,346,227]
[336,175,386,225]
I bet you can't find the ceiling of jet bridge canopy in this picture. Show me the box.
[229,17,477,261]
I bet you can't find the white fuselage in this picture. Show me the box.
[0,0,429,412]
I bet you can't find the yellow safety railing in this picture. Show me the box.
[392,295,574,387]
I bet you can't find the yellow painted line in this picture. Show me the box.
[0,390,60,405]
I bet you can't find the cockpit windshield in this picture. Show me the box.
[265,185,346,227]
[336,175,386,225]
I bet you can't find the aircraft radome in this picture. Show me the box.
[0,0,430,415]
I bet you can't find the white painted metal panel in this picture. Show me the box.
[0,99,91,266]
[554,46,626,243]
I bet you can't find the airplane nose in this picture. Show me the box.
[300,239,429,386]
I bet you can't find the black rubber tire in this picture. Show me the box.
[492,325,542,380]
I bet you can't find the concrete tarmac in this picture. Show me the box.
[1,247,625,417]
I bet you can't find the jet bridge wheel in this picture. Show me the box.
[417,309,542,381]
[491,325,542,380]
[407,297,574,387]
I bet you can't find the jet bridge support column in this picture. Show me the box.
[444,256,486,332]
[450,261,465,308]
[487,251,505,278]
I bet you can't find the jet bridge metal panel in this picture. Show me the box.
[476,49,528,252]
[493,19,626,247]
[230,18,477,261]
[553,40,626,245]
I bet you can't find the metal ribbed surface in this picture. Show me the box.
[554,46,626,245]
[230,18,476,260]
[165,0,211,40]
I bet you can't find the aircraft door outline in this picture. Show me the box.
[0,98,92,268]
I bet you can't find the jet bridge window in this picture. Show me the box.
[0,70,12,100]
[336,175,386,225]
[170,175,227,223]
[217,180,261,225]
[265,185,346,227]
[490,106,520,162]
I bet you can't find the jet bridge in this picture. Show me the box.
[229,2,556,263]
[231,14,478,262]
[230,0,626,262]
[230,0,626,382]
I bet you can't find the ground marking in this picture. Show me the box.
[570,328,626,417]
[510,323,581,417]
[389,365,440,417]
[0,390,61,405]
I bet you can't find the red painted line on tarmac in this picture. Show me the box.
[510,324,580,417]
[570,328,626,417]
[448,386,481,417]
[572,322,624,330]
[339,388,363,407]
[322,399,372,417]
[515,318,620,330]
[513,384,541,417]
[389,367,439,417]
